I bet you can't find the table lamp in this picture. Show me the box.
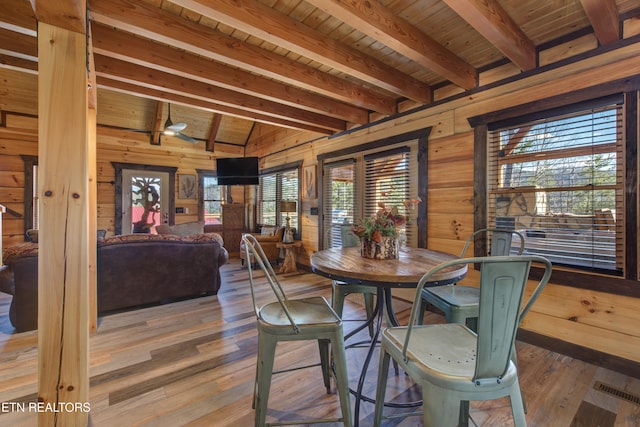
[280,201,296,243]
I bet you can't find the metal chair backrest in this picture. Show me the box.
[461,228,525,257]
[340,224,359,248]
[408,255,552,382]
[243,234,300,333]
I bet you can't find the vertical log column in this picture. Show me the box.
[37,22,90,426]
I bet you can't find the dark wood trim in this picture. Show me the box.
[624,91,638,280]
[518,329,640,380]
[112,162,177,235]
[472,125,489,257]
[417,136,428,249]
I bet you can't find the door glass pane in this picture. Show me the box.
[131,175,162,233]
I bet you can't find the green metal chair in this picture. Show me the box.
[331,224,376,336]
[243,234,353,427]
[373,255,552,427]
[418,228,525,330]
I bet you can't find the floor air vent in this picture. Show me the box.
[594,381,640,405]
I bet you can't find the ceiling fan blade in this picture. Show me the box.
[175,132,199,144]
[165,122,187,133]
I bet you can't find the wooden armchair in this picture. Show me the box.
[240,226,284,267]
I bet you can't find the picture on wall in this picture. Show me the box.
[178,174,196,199]
[303,164,317,199]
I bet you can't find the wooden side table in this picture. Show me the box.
[276,241,302,273]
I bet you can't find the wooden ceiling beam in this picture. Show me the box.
[96,77,336,135]
[579,0,620,45]
[31,0,86,34]
[442,0,537,71]
[169,0,432,104]
[207,114,223,152]
[91,24,369,124]
[306,0,476,90]
[89,0,396,115]
[94,55,346,132]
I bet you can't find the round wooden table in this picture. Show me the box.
[311,246,467,426]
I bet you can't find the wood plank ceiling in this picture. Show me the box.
[0,0,638,148]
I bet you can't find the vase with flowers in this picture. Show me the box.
[352,198,422,260]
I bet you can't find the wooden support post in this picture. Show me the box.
[37,21,91,426]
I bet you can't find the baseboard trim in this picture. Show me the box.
[517,329,640,379]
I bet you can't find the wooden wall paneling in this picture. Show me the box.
[523,311,640,363]
[538,34,597,67]
[0,69,38,115]
[4,114,38,133]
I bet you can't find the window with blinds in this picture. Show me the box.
[202,176,223,224]
[322,145,418,249]
[364,148,415,246]
[258,168,299,231]
[487,97,623,273]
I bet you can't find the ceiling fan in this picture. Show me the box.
[163,104,199,144]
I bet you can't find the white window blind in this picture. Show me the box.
[258,174,277,226]
[258,168,299,230]
[488,98,623,272]
[364,147,416,246]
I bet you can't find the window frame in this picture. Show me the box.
[197,169,224,225]
[469,84,638,296]
[487,96,623,274]
[258,161,302,239]
[318,128,430,250]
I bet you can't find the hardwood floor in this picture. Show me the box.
[0,258,639,426]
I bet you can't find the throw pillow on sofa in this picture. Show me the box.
[260,226,276,236]
[156,221,205,236]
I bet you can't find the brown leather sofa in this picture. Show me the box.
[239,226,284,267]
[0,233,228,332]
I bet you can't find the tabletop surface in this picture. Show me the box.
[310,246,466,287]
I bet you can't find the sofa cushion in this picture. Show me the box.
[156,221,205,236]
[3,243,39,266]
[98,232,224,247]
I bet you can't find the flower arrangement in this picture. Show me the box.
[352,197,422,243]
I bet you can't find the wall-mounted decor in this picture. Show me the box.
[303,164,316,199]
[178,174,196,199]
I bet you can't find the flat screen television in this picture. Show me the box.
[216,157,259,185]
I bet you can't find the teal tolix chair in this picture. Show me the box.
[418,228,525,330]
[373,255,552,427]
[243,234,353,427]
